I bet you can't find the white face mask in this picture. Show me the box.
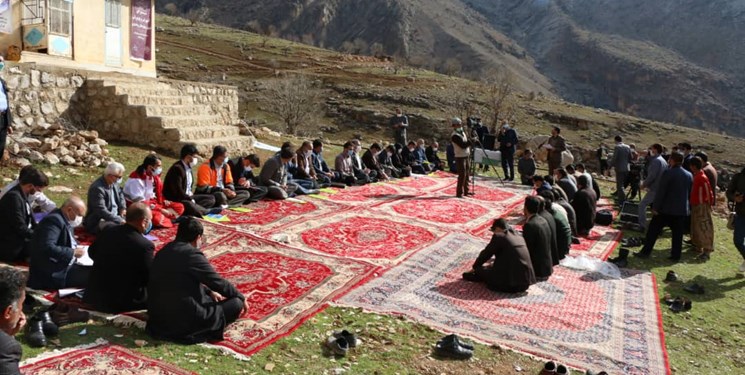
[355,146,362,153]
[387,152,393,157]
[71,215,83,228]
[189,157,199,168]
[433,147,438,151]
[153,167,163,176]
[244,166,252,172]
[116,177,123,185]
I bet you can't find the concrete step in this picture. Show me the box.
[145,105,215,117]
[124,94,195,106]
[180,135,256,156]
[148,115,227,128]
[114,86,184,97]
[166,125,242,141]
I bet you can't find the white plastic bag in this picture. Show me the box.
[560,254,621,279]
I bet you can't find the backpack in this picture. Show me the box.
[595,210,614,226]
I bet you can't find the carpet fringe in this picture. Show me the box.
[199,343,253,362]
[20,338,108,366]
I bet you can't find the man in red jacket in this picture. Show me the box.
[690,156,715,261]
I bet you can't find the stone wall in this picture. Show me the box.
[163,79,240,125]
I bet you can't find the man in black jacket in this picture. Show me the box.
[147,218,248,344]
[83,203,154,313]
[0,267,26,375]
[28,196,89,290]
[0,167,48,262]
[571,175,598,236]
[163,144,215,217]
[425,142,444,171]
[536,196,560,266]
[463,218,536,293]
[227,154,268,203]
[522,196,553,280]
[362,143,389,181]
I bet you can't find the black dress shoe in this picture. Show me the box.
[556,364,570,374]
[26,317,47,348]
[669,297,692,313]
[332,330,357,348]
[434,339,473,360]
[684,283,705,294]
[438,334,474,350]
[633,251,650,259]
[664,271,680,282]
[539,361,557,374]
[325,336,349,356]
[35,311,59,337]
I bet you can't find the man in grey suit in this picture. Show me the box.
[609,135,632,204]
[83,162,127,234]
[638,144,668,231]
[259,148,298,200]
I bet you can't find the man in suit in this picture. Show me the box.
[0,166,56,213]
[463,218,536,293]
[535,196,560,266]
[0,167,48,262]
[83,203,154,313]
[335,142,358,186]
[0,57,14,163]
[259,148,299,199]
[522,196,553,280]
[362,143,389,181]
[0,267,26,374]
[163,144,216,217]
[639,144,668,231]
[634,153,693,262]
[497,120,519,181]
[147,218,249,344]
[227,154,268,203]
[610,135,633,204]
[350,139,377,182]
[28,196,90,290]
[311,139,336,185]
[83,162,127,234]
[571,175,597,236]
[424,141,444,171]
[196,146,251,207]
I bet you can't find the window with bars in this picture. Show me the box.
[21,0,45,25]
[48,0,71,36]
[105,0,121,28]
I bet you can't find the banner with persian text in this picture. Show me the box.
[130,0,152,61]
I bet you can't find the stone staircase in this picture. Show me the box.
[82,74,254,156]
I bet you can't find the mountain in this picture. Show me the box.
[156,0,745,137]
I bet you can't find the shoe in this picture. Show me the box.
[35,311,59,337]
[325,335,349,356]
[556,364,570,374]
[332,330,357,348]
[633,251,650,259]
[49,303,90,327]
[438,334,474,351]
[683,283,705,295]
[456,195,464,199]
[669,297,692,313]
[667,255,681,263]
[740,260,745,273]
[571,237,581,245]
[462,271,480,282]
[540,361,557,374]
[609,248,630,265]
[664,270,680,282]
[696,253,710,262]
[433,339,473,360]
[466,192,475,196]
[25,317,47,348]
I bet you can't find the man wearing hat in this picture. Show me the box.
[451,118,473,198]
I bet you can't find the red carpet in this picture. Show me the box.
[337,233,669,375]
[21,342,194,374]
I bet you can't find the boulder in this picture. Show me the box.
[78,130,99,141]
[28,150,44,162]
[60,155,76,165]
[43,153,60,165]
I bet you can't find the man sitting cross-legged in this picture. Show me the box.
[335,142,359,186]
[147,218,249,344]
[350,139,377,183]
[362,143,389,181]
[124,154,185,228]
[28,196,90,290]
[0,166,48,263]
[227,154,268,203]
[462,218,536,293]
[522,196,554,281]
[311,139,336,185]
[571,175,597,236]
[259,148,299,199]
[83,203,154,313]
[163,144,216,217]
[196,146,251,208]
[83,162,127,235]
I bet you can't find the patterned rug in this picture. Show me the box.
[222,198,349,235]
[267,209,442,266]
[336,233,669,375]
[200,231,378,358]
[21,341,194,374]
[390,174,455,193]
[313,182,417,207]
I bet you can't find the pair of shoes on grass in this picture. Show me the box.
[324,330,357,356]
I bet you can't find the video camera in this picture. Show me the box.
[466,116,481,128]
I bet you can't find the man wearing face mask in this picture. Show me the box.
[310,139,337,184]
[28,196,90,290]
[0,56,14,164]
[164,144,217,217]
[197,146,251,207]
[362,143,389,181]
[294,141,324,189]
[450,118,473,198]
[425,141,443,171]
[390,108,409,147]
[83,203,154,313]
[401,140,426,175]
[227,154,268,203]
[0,167,49,262]
[0,165,57,214]
[125,154,186,228]
[83,162,127,235]
[350,139,376,183]
[334,142,359,186]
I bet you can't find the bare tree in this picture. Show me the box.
[448,83,477,121]
[264,75,322,135]
[186,7,210,26]
[164,3,179,16]
[483,68,515,133]
[442,58,462,76]
[370,42,384,57]
[340,41,355,54]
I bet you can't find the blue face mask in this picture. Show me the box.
[144,220,153,235]
[0,63,5,72]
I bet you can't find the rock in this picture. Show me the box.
[95,138,108,146]
[60,155,76,165]
[89,144,102,154]
[12,158,30,167]
[30,70,40,86]
[8,142,20,155]
[55,146,71,157]
[28,150,44,162]
[47,186,73,194]
[31,123,52,136]
[17,137,42,147]
[40,71,53,85]
[43,153,59,165]
[40,102,55,115]
[78,130,99,141]
[88,158,101,167]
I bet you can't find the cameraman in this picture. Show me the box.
[497,119,518,181]
[451,118,474,198]
[727,166,745,273]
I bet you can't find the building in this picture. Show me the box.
[0,0,155,77]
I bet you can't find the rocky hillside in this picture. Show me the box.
[156,0,745,137]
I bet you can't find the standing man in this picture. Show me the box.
[0,267,26,374]
[634,153,692,262]
[0,57,13,163]
[597,143,609,177]
[689,157,715,261]
[609,135,632,204]
[727,166,745,273]
[679,142,694,172]
[497,120,518,181]
[451,118,473,198]
[638,144,668,231]
[695,152,718,205]
[543,126,566,175]
[390,108,409,146]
